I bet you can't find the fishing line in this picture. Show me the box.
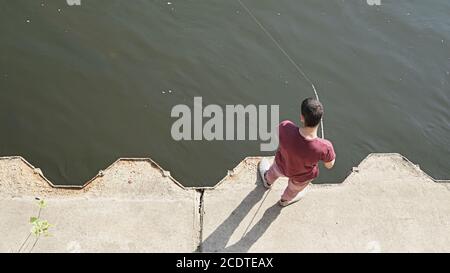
[237,0,325,138]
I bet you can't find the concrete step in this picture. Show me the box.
[0,154,449,252]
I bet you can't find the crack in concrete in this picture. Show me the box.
[195,189,205,252]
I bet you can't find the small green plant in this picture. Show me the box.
[18,198,52,253]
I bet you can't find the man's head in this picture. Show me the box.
[301,98,323,128]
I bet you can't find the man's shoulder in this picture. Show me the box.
[279,120,297,128]
[278,120,298,136]
[316,138,334,149]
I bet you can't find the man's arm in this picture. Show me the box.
[324,158,335,169]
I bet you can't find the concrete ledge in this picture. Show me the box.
[0,157,200,252]
[202,154,450,252]
[0,153,448,252]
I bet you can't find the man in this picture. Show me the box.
[259,98,336,207]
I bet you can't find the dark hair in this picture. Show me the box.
[301,98,323,127]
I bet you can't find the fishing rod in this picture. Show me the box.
[237,0,325,138]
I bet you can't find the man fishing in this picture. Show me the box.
[259,98,336,207]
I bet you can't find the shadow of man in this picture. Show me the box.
[200,170,282,252]
[225,203,282,252]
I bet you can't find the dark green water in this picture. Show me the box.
[1,0,449,186]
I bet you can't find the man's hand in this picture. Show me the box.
[324,159,335,169]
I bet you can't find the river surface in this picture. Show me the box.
[1,0,449,186]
